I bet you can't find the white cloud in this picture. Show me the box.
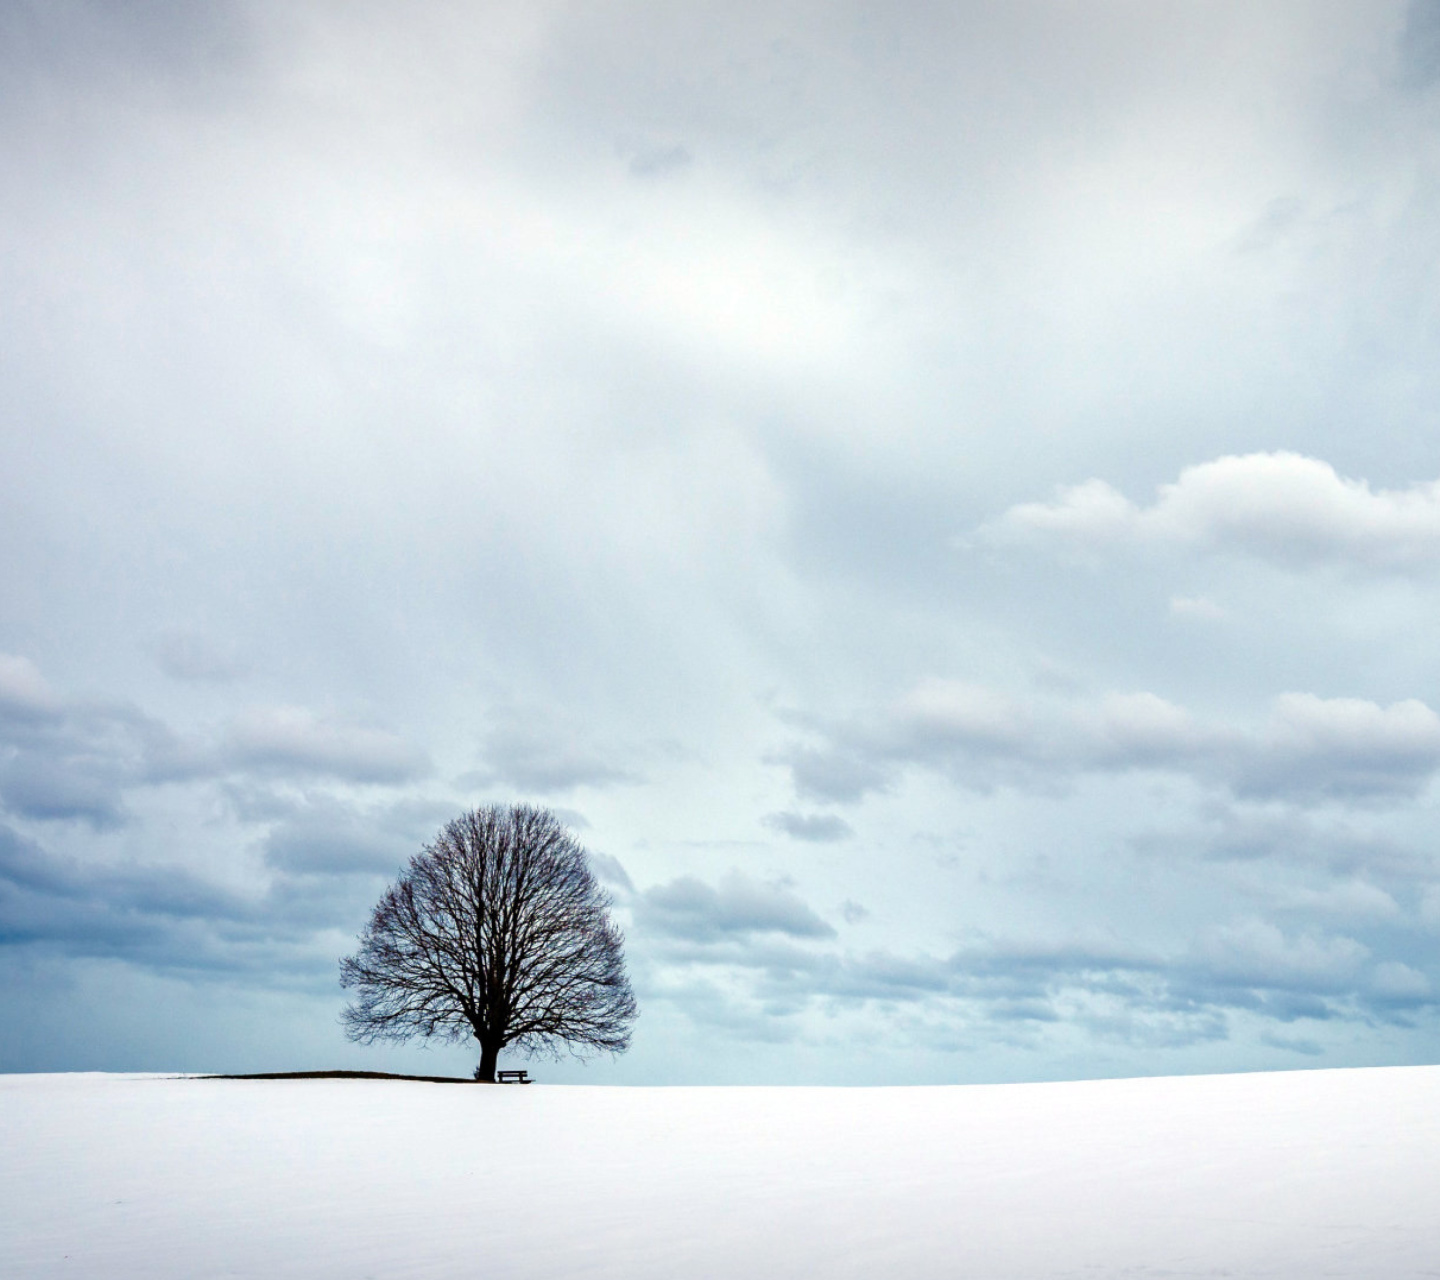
[225,708,431,785]
[0,655,58,717]
[1168,595,1227,621]
[1371,961,1431,1001]
[992,476,1140,544]
[780,683,1440,805]
[1081,691,1207,766]
[1281,880,1401,922]
[895,680,1030,751]
[987,453,1440,570]
[1244,694,1440,799]
[1192,919,1369,990]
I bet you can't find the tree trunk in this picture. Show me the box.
[475,1039,499,1083]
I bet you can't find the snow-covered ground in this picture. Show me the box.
[2,1067,1437,1278]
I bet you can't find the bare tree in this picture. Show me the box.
[340,804,637,1081]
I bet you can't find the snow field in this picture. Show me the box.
[2,1066,1438,1278]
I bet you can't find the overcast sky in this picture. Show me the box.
[4,0,1440,1084]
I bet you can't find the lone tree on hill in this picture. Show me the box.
[340,804,637,1082]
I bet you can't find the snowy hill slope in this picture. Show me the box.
[2,1067,1437,1278]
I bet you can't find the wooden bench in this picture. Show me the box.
[496,1069,531,1084]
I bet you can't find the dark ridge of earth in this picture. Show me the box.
[197,1070,480,1084]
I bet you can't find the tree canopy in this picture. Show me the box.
[340,804,636,1081]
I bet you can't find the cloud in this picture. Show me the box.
[152,630,250,683]
[469,721,643,794]
[762,811,853,843]
[0,755,126,828]
[638,872,838,943]
[894,680,1032,753]
[225,707,431,785]
[1243,694,1440,800]
[1400,0,1440,89]
[587,851,635,895]
[984,453,1440,570]
[1371,960,1432,1002]
[0,655,58,718]
[0,0,251,95]
[0,663,431,827]
[249,789,459,880]
[263,820,410,877]
[1189,919,1369,992]
[640,880,1434,1052]
[0,821,257,967]
[623,139,693,178]
[1130,800,1431,881]
[1168,594,1227,621]
[0,814,380,989]
[1259,1030,1325,1056]
[0,824,247,929]
[1280,880,1402,922]
[1421,886,1440,929]
[1077,691,1209,769]
[776,681,1440,806]
[782,745,893,805]
[0,675,181,826]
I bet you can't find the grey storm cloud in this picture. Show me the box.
[0,821,262,971]
[0,668,190,827]
[0,808,397,989]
